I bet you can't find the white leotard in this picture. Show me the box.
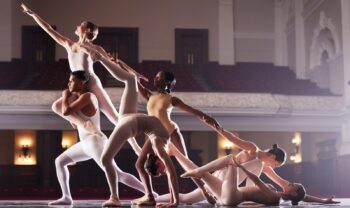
[65,94,108,162]
[67,47,95,74]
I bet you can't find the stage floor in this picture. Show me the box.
[0,199,347,207]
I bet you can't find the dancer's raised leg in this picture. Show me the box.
[181,155,234,178]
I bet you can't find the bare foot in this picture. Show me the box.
[181,169,202,178]
[102,197,122,207]
[48,196,73,205]
[83,120,103,137]
[131,195,156,206]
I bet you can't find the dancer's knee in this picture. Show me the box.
[101,154,112,169]
[55,155,68,168]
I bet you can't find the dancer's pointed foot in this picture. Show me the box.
[181,169,202,178]
[102,197,122,207]
[48,196,73,205]
[83,120,103,137]
[131,195,156,206]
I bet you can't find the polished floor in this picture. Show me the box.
[0,199,346,207]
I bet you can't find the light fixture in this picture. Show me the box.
[290,132,302,163]
[19,143,30,160]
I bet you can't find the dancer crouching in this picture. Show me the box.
[49,71,150,205]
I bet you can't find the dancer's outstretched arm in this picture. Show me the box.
[21,4,73,48]
[137,81,153,100]
[171,97,220,130]
[217,128,258,153]
[153,140,179,207]
[263,165,340,204]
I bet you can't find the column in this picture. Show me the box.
[218,0,235,65]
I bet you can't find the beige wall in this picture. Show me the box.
[234,0,275,62]
[0,0,12,61]
[12,0,219,62]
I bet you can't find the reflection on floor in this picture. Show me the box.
[0,199,347,207]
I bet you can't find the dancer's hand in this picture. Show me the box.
[231,156,242,168]
[323,196,340,204]
[202,115,220,130]
[62,89,71,98]
[21,4,35,16]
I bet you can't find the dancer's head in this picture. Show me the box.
[68,70,89,93]
[281,183,306,205]
[75,21,98,41]
[263,144,286,168]
[144,153,165,177]
[154,71,176,93]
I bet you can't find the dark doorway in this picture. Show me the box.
[175,29,208,70]
[22,26,56,63]
[95,27,138,64]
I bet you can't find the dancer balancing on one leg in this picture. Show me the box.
[21,4,124,132]
[21,3,145,154]
[82,47,179,207]
[168,143,306,206]
[49,71,152,205]
[137,71,219,204]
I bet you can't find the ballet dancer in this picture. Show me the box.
[21,2,145,156]
[169,143,306,206]
[81,46,179,207]
[49,70,152,205]
[137,71,219,203]
[216,128,340,204]
[156,129,339,204]
[21,4,119,130]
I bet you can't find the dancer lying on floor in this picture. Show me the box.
[168,143,306,206]
[216,127,340,204]
[81,46,179,207]
[156,129,339,204]
[137,71,220,204]
[49,71,152,205]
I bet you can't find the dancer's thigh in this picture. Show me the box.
[64,142,91,163]
[102,119,136,160]
[220,165,242,205]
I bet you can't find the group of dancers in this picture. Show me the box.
[21,3,340,207]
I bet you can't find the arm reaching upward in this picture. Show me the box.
[21,4,73,48]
